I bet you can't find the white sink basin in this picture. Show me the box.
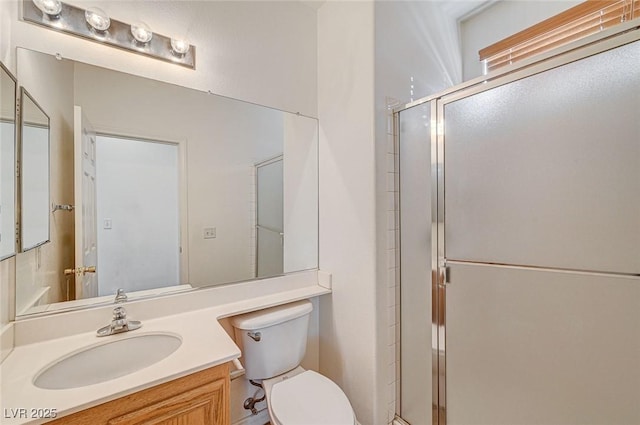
[34,333,182,390]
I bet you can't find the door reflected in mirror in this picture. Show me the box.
[0,63,17,260]
[14,48,318,316]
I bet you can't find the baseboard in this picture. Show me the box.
[231,408,270,425]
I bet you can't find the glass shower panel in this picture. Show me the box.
[444,40,640,274]
[256,158,283,277]
[398,102,432,425]
[257,158,283,232]
[256,226,283,278]
[445,263,640,425]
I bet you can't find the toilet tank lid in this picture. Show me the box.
[231,300,313,330]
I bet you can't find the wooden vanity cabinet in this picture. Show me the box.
[50,363,230,425]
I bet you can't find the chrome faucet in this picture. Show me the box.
[96,289,142,337]
[114,288,128,303]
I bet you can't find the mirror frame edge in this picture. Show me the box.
[0,61,19,262]
[17,87,51,253]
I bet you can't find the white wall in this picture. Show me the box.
[317,2,383,425]
[461,0,581,80]
[283,115,318,273]
[95,136,180,296]
[0,0,317,117]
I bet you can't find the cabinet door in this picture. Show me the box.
[50,364,230,425]
[107,379,226,425]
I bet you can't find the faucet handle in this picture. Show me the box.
[113,306,127,321]
[97,305,141,337]
[114,288,128,303]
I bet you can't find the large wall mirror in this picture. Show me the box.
[14,47,318,317]
[0,63,17,260]
[19,88,50,252]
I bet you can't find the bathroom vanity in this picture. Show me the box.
[48,364,229,425]
[1,271,329,424]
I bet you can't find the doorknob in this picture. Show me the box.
[64,266,96,276]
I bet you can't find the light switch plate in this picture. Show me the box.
[204,227,216,239]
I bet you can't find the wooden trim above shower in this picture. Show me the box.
[479,0,639,72]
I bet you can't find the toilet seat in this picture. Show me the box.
[269,370,354,425]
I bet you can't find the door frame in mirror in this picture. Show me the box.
[17,87,51,252]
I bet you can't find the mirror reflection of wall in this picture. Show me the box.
[0,63,17,260]
[15,48,318,316]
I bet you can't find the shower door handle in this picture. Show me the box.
[438,259,450,286]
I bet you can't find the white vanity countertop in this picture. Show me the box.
[0,272,331,424]
[1,308,238,424]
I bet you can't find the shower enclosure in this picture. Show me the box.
[396,21,640,425]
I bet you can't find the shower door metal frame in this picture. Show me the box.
[254,154,284,278]
[395,18,640,425]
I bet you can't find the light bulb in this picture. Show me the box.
[170,38,190,56]
[33,0,62,16]
[131,22,153,44]
[85,7,110,32]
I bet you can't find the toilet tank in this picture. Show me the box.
[231,300,312,380]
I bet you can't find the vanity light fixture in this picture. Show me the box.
[22,0,196,69]
[32,0,61,17]
[170,38,190,56]
[131,22,153,44]
[85,7,110,32]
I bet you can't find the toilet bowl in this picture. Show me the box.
[231,300,359,425]
[262,366,356,425]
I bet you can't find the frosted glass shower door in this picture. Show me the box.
[444,40,640,275]
[444,264,640,425]
[398,102,433,425]
[441,38,640,424]
[256,156,283,278]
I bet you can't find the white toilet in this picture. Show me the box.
[231,300,358,425]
